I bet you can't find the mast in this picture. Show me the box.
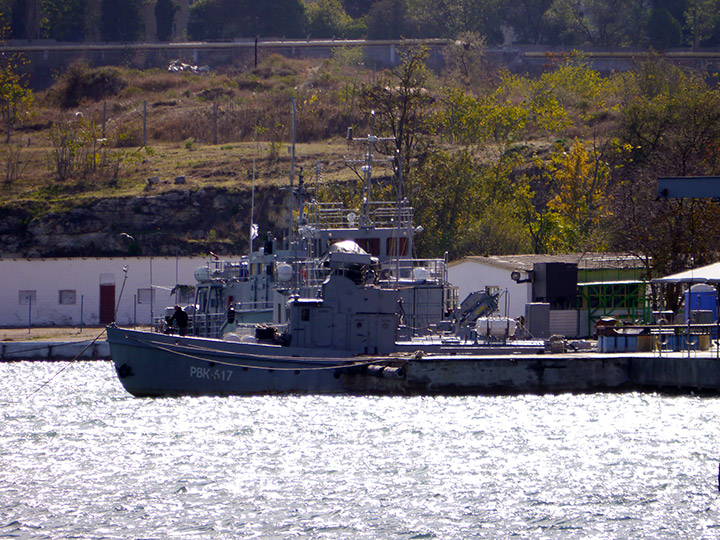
[289,98,296,247]
[250,121,257,254]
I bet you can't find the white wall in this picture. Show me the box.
[448,260,532,318]
[0,257,224,327]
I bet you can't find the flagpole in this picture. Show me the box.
[250,119,258,254]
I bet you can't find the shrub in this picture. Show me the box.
[52,62,126,109]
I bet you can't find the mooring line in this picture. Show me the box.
[25,328,108,400]
[124,333,392,372]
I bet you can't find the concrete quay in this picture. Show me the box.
[4,326,720,396]
[0,326,135,361]
[0,339,110,361]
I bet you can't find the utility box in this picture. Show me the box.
[532,262,578,309]
[525,302,550,339]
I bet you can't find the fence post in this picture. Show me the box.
[212,101,218,145]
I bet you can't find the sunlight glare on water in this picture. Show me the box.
[1,361,720,539]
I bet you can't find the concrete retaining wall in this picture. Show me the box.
[0,340,110,361]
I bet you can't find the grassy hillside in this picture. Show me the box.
[2,55,376,212]
[3,46,720,290]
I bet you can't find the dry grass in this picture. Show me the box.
[0,57,375,211]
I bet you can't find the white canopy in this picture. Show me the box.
[652,262,720,284]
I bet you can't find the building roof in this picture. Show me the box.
[652,261,720,284]
[449,253,646,272]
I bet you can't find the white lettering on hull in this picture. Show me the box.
[189,366,234,382]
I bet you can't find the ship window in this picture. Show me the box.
[301,308,310,321]
[58,290,76,305]
[355,238,380,256]
[209,287,224,312]
[197,288,208,313]
[387,237,409,257]
[137,288,155,304]
[18,290,36,305]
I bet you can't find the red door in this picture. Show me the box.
[100,284,116,324]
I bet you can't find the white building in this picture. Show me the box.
[448,254,581,318]
[449,253,648,337]
[0,256,231,327]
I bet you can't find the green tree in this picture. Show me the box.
[155,0,178,42]
[646,7,682,49]
[100,0,141,41]
[503,0,554,44]
[411,150,530,258]
[40,0,85,41]
[305,0,351,38]
[545,0,649,46]
[684,0,720,49]
[365,0,408,39]
[342,0,380,18]
[609,57,720,307]
[407,0,506,42]
[0,26,33,142]
[189,0,305,40]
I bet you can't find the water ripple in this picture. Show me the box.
[2,362,720,538]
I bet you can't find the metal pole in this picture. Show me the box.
[150,256,154,326]
[27,294,31,334]
[80,295,84,333]
[134,294,137,328]
[289,98,296,247]
[212,101,218,145]
[143,100,147,147]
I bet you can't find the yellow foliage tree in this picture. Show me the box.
[546,139,611,251]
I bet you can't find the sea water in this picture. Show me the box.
[1,361,720,539]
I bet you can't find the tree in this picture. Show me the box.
[365,0,408,39]
[411,150,530,258]
[155,0,178,42]
[545,139,611,251]
[0,23,33,142]
[407,0,506,43]
[503,0,554,44]
[40,0,86,41]
[189,0,305,40]
[609,57,720,308]
[361,46,435,181]
[305,0,350,38]
[441,31,489,90]
[100,0,142,41]
[646,7,682,49]
[684,0,720,49]
[545,0,650,46]
[341,0,380,18]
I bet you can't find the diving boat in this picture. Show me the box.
[107,130,570,397]
[107,242,553,397]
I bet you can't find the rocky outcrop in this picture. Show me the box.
[0,186,289,258]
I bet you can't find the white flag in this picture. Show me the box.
[251,224,259,239]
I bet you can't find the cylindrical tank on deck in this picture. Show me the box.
[194,265,212,282]
[276,263,293,282]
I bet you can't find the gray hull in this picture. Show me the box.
[109,325,720,397]
[107,326,371,397]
